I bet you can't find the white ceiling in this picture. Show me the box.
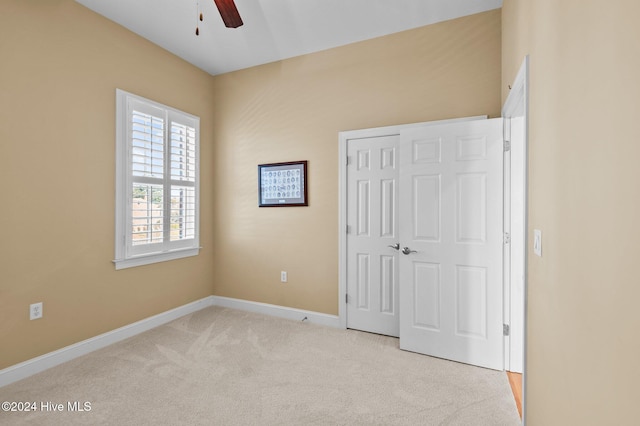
[75,0,502,76]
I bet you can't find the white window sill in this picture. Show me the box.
[113,247,200,270]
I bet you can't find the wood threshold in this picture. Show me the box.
[506,371,523,419]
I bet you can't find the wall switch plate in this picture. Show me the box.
[280,271,287,283]
[30,302,43,320]
[533,229,542,257]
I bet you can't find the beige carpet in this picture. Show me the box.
[0,307,520,425]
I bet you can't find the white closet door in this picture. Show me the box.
[398,118,504,370]
[346,135,400,337]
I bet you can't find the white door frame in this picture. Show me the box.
[338,116,487,330]
[502,56,529,423]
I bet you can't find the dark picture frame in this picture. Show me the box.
[258,161,308,207]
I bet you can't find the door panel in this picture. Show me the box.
[413,262,441,330]
[413,175,440,241]
[346,135,400,337]
[399,118,504,370]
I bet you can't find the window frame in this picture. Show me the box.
[114,89,200,270]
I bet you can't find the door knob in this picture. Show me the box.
[402,247,417,255]
[387,243,400,250]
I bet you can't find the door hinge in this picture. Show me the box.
[345,293,349,304]
[346,156,352,166]
[503,324,510,336]
[504,232,511,244]
[346,225,351,234]
[504,116,511,147]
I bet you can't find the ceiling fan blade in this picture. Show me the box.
[213,0,243,28]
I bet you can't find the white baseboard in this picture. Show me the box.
[211,296,342,329]
[0,296,341,388]
[0,296,215,388]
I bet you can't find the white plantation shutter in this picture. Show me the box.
[170,122,196,182]
[132,109,164,179]
[169,120,196,243]
[115,90,200,269]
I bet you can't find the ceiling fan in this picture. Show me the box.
[213,0,243,28]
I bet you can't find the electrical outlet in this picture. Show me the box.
[280,271,287,283]
[30,302,43,320]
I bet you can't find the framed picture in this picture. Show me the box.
[258,161,308,207]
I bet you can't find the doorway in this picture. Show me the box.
[501,56,529,421]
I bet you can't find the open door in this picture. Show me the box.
[398,118,504,371]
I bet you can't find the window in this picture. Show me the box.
[114,89,200,269]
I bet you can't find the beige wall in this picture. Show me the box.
[503,1,640,424]
[210,10,502,315]
[0,1,216,369]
